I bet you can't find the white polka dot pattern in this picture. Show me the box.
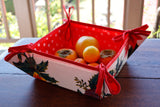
[32,22,123,55]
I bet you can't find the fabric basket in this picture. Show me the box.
[5,6,151,99]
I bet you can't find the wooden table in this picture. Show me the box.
[0,38,160,107]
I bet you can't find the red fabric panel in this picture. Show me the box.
[32,20,125,56]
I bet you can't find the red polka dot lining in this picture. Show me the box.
[32,20,124,56]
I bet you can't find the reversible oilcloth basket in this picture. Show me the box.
[5,6,151,99]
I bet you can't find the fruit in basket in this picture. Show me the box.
[75,36,99,57]
[74,58,86,64]
[55,48,77,60]
[83,46,100,63]
[99,49,116,65]
[88,63,99,67]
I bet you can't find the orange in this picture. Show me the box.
[74,58,86,64]
[83,46,100,63]
[99,49,116,65]
[55,48,77,60]
[75,36,99,57]
[88,63,99,67]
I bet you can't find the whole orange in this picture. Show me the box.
[75,36,99,57]
[83,46,100,63]
[99,49,116,65]
[55,48,77,60]
[74,58,86,64]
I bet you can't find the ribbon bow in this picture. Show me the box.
[112,24,151,49]
[95,63,121,96]
[63,5,74,23]
[8,43,33,53]
[63,6,74,47]
[5,43,33,61]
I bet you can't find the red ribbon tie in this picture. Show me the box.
[5,43,33,61]
[63,5,74,22]
[112,24,151,49]
[95,63,121,96]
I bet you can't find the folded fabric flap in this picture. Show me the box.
[112,24,151,57]
[95,63,121,97]
[5,43,33,61]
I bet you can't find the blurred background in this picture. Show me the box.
[0,0,159,54]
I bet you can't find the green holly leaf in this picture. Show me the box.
[17,53,22,62]
[77,89,83,94]
[116,58,121,72]
[23,53,36,66]
[128,44,138,57]
[13,53,36,76]
[13,61,35,76]
[74,77,89,90]
[109,70,114,76]
[36,61,48,72]
[40,73,58,83]
[13,53,58,84]
[88,74,99,90]
[115,57,123,76]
